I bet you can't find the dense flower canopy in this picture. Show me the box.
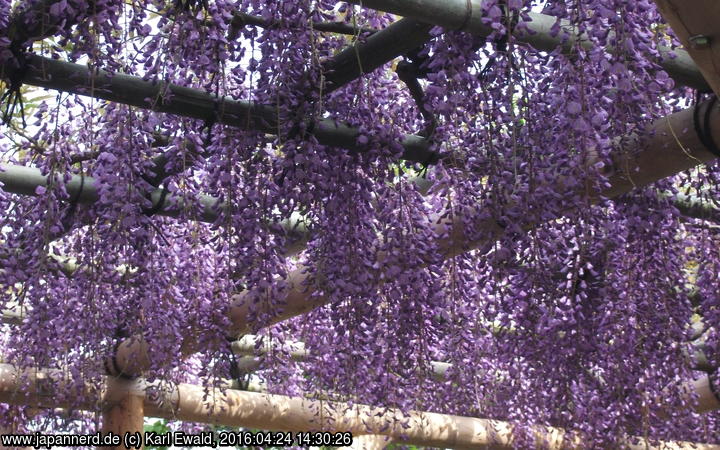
[1,0,719,447]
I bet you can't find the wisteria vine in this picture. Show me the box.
[1,0,719,447]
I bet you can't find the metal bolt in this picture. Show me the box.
[689,34,712,50]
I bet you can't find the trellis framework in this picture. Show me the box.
[1,0,720,448]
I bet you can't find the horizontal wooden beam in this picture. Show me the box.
[0,55,435,165]
[1,163,716,280]
[346,0,709,91]
[231,335,452,379]
[325,18,434,92]
[230,335,714,380]
[0,363,716,450]
[230,12,378,37]
[0,164,311,257]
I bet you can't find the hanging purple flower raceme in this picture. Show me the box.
[1,0,720,444]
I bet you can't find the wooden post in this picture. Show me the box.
[652,0,720,97]
[101,379,144,450]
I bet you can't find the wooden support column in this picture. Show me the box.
[650,0,720,416]
[653,0,720,97]
[101,379,144,450]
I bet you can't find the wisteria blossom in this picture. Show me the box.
[0,0,719,447]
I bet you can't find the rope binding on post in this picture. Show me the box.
[693,91,720,158]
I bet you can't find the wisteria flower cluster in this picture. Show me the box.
[0,0,719,447]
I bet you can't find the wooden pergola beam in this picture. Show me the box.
[231,335,452,379]
[2,163,716,270]
[324,18,434,92]
[0,364,716,450]
[0,164,312,257]
[0,54,434,164]
[229,12,378,37]
[230,335,713,379]
[653,0,720,97]
[346,0,708,91]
